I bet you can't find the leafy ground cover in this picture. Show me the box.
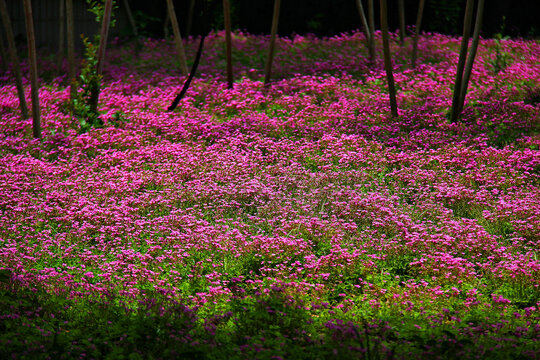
[0,31,539,359]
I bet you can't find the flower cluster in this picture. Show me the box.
[0,30,539,357]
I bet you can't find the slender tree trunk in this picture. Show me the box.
[380,0,398,118]
[411,0,425,68]
[355,0,370,39]
[355,0,372,57]
[458,0,484,116]
[56,0,65,73]
[450,0,474,123]
[398,0,405,46]
[66,0,76,104]
[0,0,29,119]
[23,0,41,138]
[122,0,140,57]
[88,0,113,117]
[186,0,195,38]
[367,0,375,65]
[166,0,188,76]
[264,0,281,86]
[96,0,113,75]
[223,0,233,89]
[0,28,6,72]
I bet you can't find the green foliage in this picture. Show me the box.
[70,1,117,133]
[86,0,117,27]
[72,36,103,133]
[488,33,512,74]
[110,110,130,128]
[488,18,512,74]
[484,118,524,148]
[133,11,161,37]
[1,274,538,359]
[426,0,461,34]
[523,86,540,105]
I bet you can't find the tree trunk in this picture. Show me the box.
[96,0,113,75]
[186,0,195,38]
[86,0,113,117]
[223,0,233,89]
[166,0,188,76]
[458,0,484,115]
[56,0,65,73]
[66,0,76,105]
[0,27,6,72]
[0,0,29,119]
[411,0,425,68]
[264,0,281,86]
[23,0,41,138]
[367,0,375,65]
[122,0,140,57]
[398,0,405,46]
[380,0,398,118]
[450,0,474,123]
[355,0,372,59]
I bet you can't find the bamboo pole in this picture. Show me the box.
[96,0,113,75]
[458,0,484,115]
[186,0,195,38]
[398,0,405,46]
[411,0,425,68]
[355,0,371,48]
[122,0,140,56]
[23,0,41,138]
[0,0,29,119]
[264,0,281,86]
[223,0,233,89]
[66,0,75,103]
[450,0,474,123]
[166,0,188,76]
[367,0,375,65]
[380,0,398,118]
[56,0,65,73]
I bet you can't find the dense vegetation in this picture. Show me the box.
[0,31,539,358]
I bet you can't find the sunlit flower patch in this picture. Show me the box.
[0,31,539,358]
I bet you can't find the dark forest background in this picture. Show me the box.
[3,0,539,52]
[132,0,539,39]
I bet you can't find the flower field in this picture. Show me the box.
[1,31,539,358]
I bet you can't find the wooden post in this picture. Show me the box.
[264,0,281,86]
[367,0,375,65]
[380,0,398,118]
[458,0,484,115]
[122,0,140,56]
[223,0,233,89]
[411,0,425,68]
[96,0,113,75]
[0,0,29,119]
[66,0,76,103]
[398,0,405,46]
[56,0,65,73]
[450,0,474,123]
[166,0,188,76]
[23,0,41,138]
[355,0,371,52]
